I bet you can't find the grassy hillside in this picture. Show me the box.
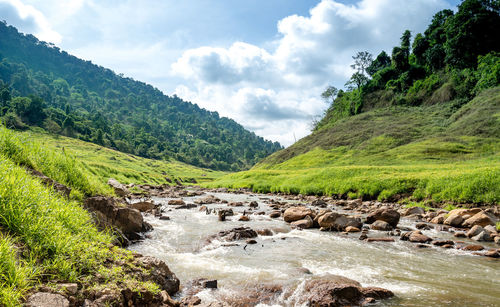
[208,87,500,205]
[0,126,165,306]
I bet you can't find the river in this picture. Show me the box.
[129,191,500,306]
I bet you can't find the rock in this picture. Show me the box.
[358,233,368,240]
[484,250,500,258]
[29,168,72,198]
[463,211,498,228]
[415,222,432,230]
[366,237,395,242]
[472,231,492,242]
[26,293,69,307]
[291,215,314,229]
[180,295,201,306]
[311,199,328,207]
[136,256,180,295]
[175,203,197,210]
[246,239,258,244]
[168,199,185,206]
[345,226,361,233]
[249,201,259,208]
[484,225,498,234]
[209,227,258,242]
[401,231,432,243]
[303,274,393,306]
[257,229,273,236]
[84,196,150,243]
[432,240,454,246]
[239,215,250,222]
[228,202,243,207]
[130,201,155,212]
[371,220,392,231]
[462,244,484,251]
[194,195,220,205]
[56,283,78,295]
[159,215,170,220]
[430,214,446,224]
[467,225,484,238]
[402,206,425,216]
[283,206,315,223]
[317,212,341,228]
[448,208,482,217]
[201,280,218,289]
[495,236,500,245]
[454,231,466,238]
[366,208,400,228]
[318,212,362,231]
[269,210,281,218]
[444,214,464,227]
[107,178,129,197]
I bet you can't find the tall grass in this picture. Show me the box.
[0,126,110,197]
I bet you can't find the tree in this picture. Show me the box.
[412,33,429,66]
[351,51,373,76]
[367,51,391,76]
[345,72,369,90]
[321,86,338,105]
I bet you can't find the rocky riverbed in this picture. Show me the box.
[117,184,500,306]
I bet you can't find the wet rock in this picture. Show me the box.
[370,220,392,231]
[269,211,281,218]
[454,231,466,238]
[345,226,361,233]
[401,231,432,243]
[228,202,243,207]
[366,237,395,242]
[130,200,156,212]
[433,240,454,247]
[444,214,464,227]
[463,211,498,228]
[168,199,185,206]
[365,208,400,228]
[312,199,327,207]
[136,256,180,295]
[26,292,69,307]
[430,214,446,224]
[257,229,273,236]
[195,195,220,205]
[107,178,129,197]
[249,201,259,208]
[358,233,368,240]
[402,206,425,216]
[484,249,500,258]
[246,239,258,244]
[175,203,197,210]
[209,227,258,242]
[495,236,500,245]
[472,231,492,242]
[466,225,484,238]
[303,274,393,306]
[283,206,315,223]
[291,215,314,229]
[415,222,432,230]
[159,215,170,220]
[462,244,484,251]
[318,212,362,231]
[201,280,218,289]
[239,215,250,222]
[180,295,201,306]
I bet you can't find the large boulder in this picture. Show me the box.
[107,178,129,197]
[318,213,362,231]
[303,275,393,306]
[291,215,314,229]
[136,256,180,295]
[462,211,498,228]
[366,208,400,228]
[444,214,464,227]
[283,207,315,223]
[208,227,258,242]
[84,196,151,243]
[317,212,342,228]
[371,220,392,231]
[129,200,156,212]
[402,206,425,217]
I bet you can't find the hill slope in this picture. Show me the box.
[209,87,500,204]
[0,21,281,171]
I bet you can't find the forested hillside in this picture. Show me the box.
[210,0,500,205]
[0,22,281,171]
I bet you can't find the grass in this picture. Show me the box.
[207,87,500,205]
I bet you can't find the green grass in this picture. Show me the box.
[208,87,500,205]
[31,129,225,187]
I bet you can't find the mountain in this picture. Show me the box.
[0,22,282,171]
[209,0,500,205]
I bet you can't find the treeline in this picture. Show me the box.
[317,0,500,129]
[0,22,282,171]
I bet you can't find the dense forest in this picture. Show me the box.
[317,0,499,130]
[0,22,282,171]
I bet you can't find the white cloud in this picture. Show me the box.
[172,0,452,146]
[0,0,61,44]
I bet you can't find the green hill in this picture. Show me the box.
[0,22,281,171]
[208,1,500,205]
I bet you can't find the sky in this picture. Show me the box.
[0,0,462,146]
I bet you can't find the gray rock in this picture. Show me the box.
[371,220,392,231]
[26,293,69,307]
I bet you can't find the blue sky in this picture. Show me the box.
[0,0,461,146]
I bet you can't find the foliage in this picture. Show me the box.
[0,22,282,171]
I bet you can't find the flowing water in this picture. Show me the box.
[129,192,500,306]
